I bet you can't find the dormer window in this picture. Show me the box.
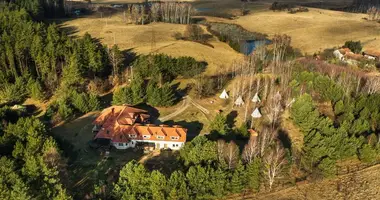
[106,130,110,134]
[143,135,151,139]
[171,136,179,140]
[157,135,164,139]
[129,134,137,138]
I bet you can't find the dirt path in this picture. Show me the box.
[158,96,210,122]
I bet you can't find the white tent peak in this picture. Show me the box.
[234,96,244,106]
[251,108,262,118]
[219,89,229,99]
[252,92,261,103]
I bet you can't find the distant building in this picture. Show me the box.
[363,49,380,61]
[93,105,187,150]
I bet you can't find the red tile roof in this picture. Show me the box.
[93,106,187,143]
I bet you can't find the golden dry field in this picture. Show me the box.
[206,7,380,54]
[61,13,242,75]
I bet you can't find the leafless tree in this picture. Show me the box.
[272,34,291,73]
[151,3,160,22]
[131,5,140,24]
[265,91,283,130]
[258,126,276,157]
[224,141,240,170]
[263,141,287,190]
[217,139,227,162]
[242,135,259,164]
[244,54,257,122]
[255,40,267,65]
[363,76,380,94]
[367,6,380,21]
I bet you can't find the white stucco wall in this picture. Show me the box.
[111,140,184,150]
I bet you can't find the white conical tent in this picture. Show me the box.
[234,96,244,106]
[219,89,229,99]
[252,93,261,103]
[251,108,262,118]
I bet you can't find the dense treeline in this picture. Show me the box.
[290,71,380,176]
[124,2,193,25]
[112,136,263,199]
[111,54,206,107]
[133,54,206,82]
[0,9,109,105]
[3,0,65,18]
[0,109,71,199]
[112,73,177,107]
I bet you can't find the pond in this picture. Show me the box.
[195,7,214,12]
[240,39,271,55]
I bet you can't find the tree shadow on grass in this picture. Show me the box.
[278,129,292,153]
[226,110,238,128]
[164,120,203,141]
[134,103,160,122]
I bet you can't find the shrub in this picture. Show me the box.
[344,40,362,54]
[172,32,183,40]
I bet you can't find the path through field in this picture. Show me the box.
[158,96,210,122]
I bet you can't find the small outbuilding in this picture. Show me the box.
[234,96,245,106]
[219,89,229,99]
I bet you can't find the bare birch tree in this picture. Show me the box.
[272,34,291,73]
[265,91,283,130]
[217,139,227,162]
[224,141,239,170]
[151,3,160,22]
[363,76,380,94]
[258,126,276,157]
[263,141,287,190]
[242,135,259,164]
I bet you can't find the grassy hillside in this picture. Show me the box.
[61,13,242,75]
[206,7,380,54]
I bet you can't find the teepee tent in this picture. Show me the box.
[252,93,261,103]
[251,108,262,118]
[219,89,229,99]
[234,96,244,106]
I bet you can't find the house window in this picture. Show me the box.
[106,130,110,134]
[143,135,151,139]
[129,134,137,138]
[171,136,179,140]
[157,135,164,139]
[118,143,123,146]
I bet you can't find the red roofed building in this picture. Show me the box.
[93,105,187,150]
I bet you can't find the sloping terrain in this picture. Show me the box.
[206,7,380,54]
[61,13,242,75]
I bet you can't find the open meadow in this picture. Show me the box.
[61,13,242,75]
[206,7,380,54]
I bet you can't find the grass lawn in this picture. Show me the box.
[52,112,146,198]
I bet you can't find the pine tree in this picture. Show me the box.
[246,159,261,191]
[131,73,145,104]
